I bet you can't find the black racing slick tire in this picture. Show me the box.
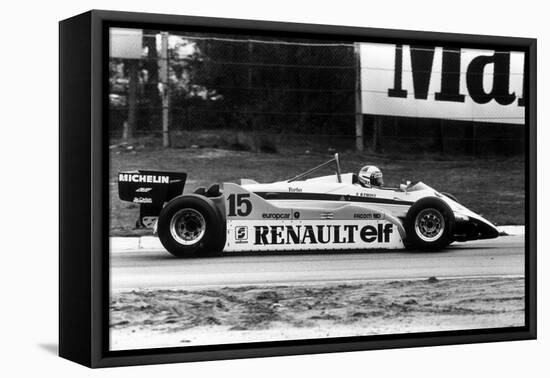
[404,197,455,251]
[157,195,225,258]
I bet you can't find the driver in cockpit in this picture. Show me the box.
[358,165,384,188]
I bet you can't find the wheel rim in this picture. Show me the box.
[169,208,206,245]
[414,208,445,242]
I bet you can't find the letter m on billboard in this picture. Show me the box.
[359,43,525,124]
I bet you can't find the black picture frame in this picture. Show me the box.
[59,9,537,368]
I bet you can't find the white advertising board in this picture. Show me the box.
[110,28,143,59]
[359,43,525,124]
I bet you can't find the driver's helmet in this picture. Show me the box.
[358,165,384,187]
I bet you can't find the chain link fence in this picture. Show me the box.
[109,30,525,157]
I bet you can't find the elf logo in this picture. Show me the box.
[235,226,248,244]
[254,224,393,245]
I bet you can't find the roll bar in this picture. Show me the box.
[287,153,342,183]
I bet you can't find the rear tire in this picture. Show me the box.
[157,195,225,257]
[404,197,454,250]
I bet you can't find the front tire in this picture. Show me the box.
[157,195,225,257]
[404,197,454,250]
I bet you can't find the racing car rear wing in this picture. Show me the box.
[118,170,187,206]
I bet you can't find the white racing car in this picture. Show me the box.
[118,154,499,257]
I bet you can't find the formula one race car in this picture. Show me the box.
[118,154,499,257]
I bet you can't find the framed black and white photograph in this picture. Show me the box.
[59,9,536,368]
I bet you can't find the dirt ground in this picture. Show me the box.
[110,143,524,235]
[110,276,524,350]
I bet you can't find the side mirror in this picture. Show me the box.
[399,180,412,193]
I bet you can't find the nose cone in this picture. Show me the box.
[455,214,500,241]
[476,219,500,240]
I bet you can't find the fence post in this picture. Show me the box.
[125,60,138,141]
[159,32,170,148]
[373,116,381,153]
[438,119,445,156]
[472,121,477,158]
[354,43,364,152]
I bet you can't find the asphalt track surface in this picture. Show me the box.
[110,235,524,290]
